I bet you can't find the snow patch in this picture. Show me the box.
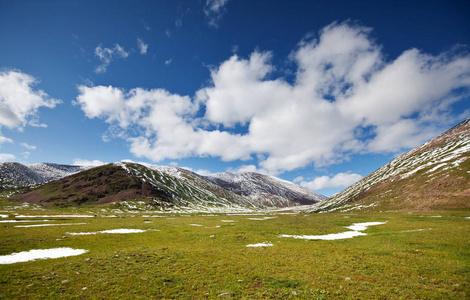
[16,215,94,218]
[0,214,8,218]
[344,222,387,231]
[67,228,147,235]
[280,231,366,240]
[280,221,387,241]
[246,242,274,247]
[0,219,51,223]
[15,223,86,228]
[0,248,88,264]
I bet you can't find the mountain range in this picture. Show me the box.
[1,161,324,212]
[1,118,469,212]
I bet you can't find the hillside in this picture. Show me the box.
[308,118,470,212]
[0,162,89,190]
[205,172,326,207]
[10,162,262,212]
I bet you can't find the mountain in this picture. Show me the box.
[3,160,326,211]
[205,172,326,207]
[9,162,263,212]
[0,162,89,191]
[308,118,470,212]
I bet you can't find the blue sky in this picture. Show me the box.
[1,0,469,196]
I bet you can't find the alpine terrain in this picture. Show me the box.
[308,118,470,212]
[0,163,89,194]
[205,172,326,207]
[6,162,325,212]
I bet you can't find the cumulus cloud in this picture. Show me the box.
[0,153,15,162]
[300,173,363,191]
[137,38,148,55]
[73,158,106,167]
[76,21,470,175]
[204,0,230,28]
[94,44,130,73]
[0,70,61,130]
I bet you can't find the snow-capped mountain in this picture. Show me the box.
[307,118,470,212]
[10,162,263,212]
[25,163,90,182]
[204,172,327,207]
[0,162,89,190]
[3,159,326,211]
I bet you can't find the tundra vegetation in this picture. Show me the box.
[0,199,468,299]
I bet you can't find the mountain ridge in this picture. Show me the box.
[307,118,470,212]
[3,162,325,211]
[204,172,326,207]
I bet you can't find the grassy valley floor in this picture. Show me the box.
[0,203,468,299]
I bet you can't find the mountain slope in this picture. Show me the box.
[0,162,44,189]
[205,172,326,207]
[27,163,89,182]
[0,162,89,190]
[11,162,264,212]
[308,118,470,212]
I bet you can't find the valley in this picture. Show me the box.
[0,119,469,299]
[0,203,468,299]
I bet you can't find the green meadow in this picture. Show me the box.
[0,203,468,299]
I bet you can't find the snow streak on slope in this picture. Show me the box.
[205,172,326,207]
[27,163,90,182]
[115,162,264,213]
[307,118,470,212]
[0,162,89,190]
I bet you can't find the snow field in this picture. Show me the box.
[0,248,88,265]
[67,229,147,235]
[280,221,387,240]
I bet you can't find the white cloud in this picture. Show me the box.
[22,151,30,159]
[165,58,173,65]
[0,70,61,130]
[0,153,15,162]
[204,0,230,28]
[94,44,130,73]
[0,135,13,146]
[73,159,106,167]
[20,142,36,150]
[76,22,470,175]
[300,173,363,191]
[137,38,148,55]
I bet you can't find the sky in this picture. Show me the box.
[0,0,469,196]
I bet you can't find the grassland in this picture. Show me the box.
[0,201,468,299]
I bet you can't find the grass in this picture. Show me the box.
[0,203,469,299]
